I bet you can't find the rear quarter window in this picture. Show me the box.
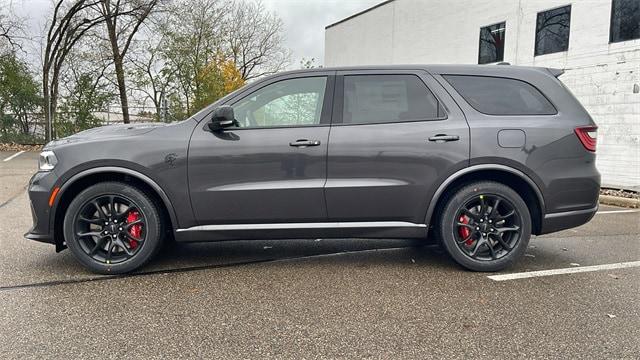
[443,75,557,115]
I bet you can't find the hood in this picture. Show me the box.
[44,123,167,149]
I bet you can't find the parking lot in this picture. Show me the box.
[1,150,638,359]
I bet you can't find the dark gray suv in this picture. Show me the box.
[26,65,600,274]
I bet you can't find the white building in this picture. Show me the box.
[325,0,640,189]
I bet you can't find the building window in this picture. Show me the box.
[535,5,571,56]
[610,0,640,43]
[478,22,506,64]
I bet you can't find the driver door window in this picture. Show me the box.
[232,77,327,128]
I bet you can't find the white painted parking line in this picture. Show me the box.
[597,209,639,214]
[2,151,25,162]
[488,261,640,281]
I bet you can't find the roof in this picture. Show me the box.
[325,0,396,29]
[272,64,554,77]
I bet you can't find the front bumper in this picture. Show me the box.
[539,205,598,235]
[24,171,58,247]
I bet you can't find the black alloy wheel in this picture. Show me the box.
[64,182,162,274]
[438,181,531,272]
[73,194,146,265]
[454,194,522,261]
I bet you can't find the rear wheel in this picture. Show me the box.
[437,181,531,271]
[63,182,162,274]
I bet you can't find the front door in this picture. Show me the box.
[188,74,334,225]
[325,70,470,224]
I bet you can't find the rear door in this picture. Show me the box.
[325,70,469,224]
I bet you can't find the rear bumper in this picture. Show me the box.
[539,205,598,235]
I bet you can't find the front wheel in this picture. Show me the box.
[437,181,531,272]
[63,182,163,274]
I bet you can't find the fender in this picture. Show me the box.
[424,164,546,227]
[51,166,179,234]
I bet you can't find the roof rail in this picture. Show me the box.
[496,62,511,65]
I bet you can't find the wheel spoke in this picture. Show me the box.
[115,238,134,256]
[125,219,144,228]
[456,222,475,230]
[77,231,103,238]
[479,196,487,215]
[495,210,515,222]
[489,198,501,218]
[106,240,115,261]
[92,200,107,220]
[108,196,117,218]
[125,232,143,243]
[496,226,520,233]
[486,239,497,259]
[493,233,512,251]
[89,237,107,255]
[116,205,134,220]
[461,208,480,221]
[78,216,104,225]
[468,238,485,257]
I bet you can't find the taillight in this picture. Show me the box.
[574,126,597,152]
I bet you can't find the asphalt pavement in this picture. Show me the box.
[0,151,638,359]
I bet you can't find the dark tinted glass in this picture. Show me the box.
[342,75,442,124]
[444,75,557,116]
[478,22,506,64]
[610,0,640,43]
[535,5,571,56]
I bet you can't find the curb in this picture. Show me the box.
[599,194,640,208]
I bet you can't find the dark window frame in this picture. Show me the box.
[334,73,448,126]
[609,0,640,43]
[222,75,335,130]
[478,21,506,64]
[443,75,558,116]
[534,5,572,56]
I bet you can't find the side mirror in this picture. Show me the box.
[208,105,237,131]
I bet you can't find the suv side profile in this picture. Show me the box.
[26,65,600,274]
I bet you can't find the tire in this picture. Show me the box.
[63,181,163,274]
[437,181,531,272]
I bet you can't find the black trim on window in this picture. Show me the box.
[332,73,448,126]
[443,75,558,116]
[219,75,335,130]
[610,0,640,43]
[535,5,571,56]
[478,22,506,64]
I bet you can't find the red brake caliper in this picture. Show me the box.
[126,211,142,250]
[458,215,473,246]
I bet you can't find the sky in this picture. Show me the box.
[8,0,381,68]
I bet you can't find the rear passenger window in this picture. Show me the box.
[444,75,557,115]
[342,75,444,124]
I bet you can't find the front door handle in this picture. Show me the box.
[428,134,460,143]
[289,139,321,147]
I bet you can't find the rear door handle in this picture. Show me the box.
[428,134,460,142]
[289,139,321,147]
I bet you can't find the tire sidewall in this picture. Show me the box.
[439,182,532,272]
[63,182,161,274]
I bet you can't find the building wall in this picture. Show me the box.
[325,0,640,189]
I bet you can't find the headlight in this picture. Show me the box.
[39,151,58,171]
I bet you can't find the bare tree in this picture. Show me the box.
[0,2,25,53]
[91,0,160,123]
[226,0,289,81]
[129,34,176,120]
[42,0,106,141]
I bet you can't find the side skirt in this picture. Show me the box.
[174,221,428,242]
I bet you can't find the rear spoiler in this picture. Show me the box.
[547,68,565,77]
